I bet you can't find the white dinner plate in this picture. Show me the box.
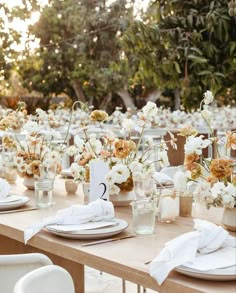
[0,195,30,211]
[46,218,128,240]
[61,168,72,177]
[175,264,236,281]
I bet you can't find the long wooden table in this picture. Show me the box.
[0,177,235,293]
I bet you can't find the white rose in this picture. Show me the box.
[203,90,214,105]
[142,101,158,118]
[112,164,130,184]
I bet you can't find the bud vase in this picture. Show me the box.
[179,196,193,217]
[221,207,236,232]
[23,176,35,190]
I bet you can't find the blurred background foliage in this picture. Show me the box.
[0,0,235,113]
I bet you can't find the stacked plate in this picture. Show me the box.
[46,218,128,240]
[0,195,30,211]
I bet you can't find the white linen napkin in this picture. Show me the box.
[0,178,10,199]
[24,199,114,244]
[149,219,236,285]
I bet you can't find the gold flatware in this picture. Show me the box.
[0,207,38,215]
[82,234,136,247]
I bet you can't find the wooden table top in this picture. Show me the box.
[0,177,235,293]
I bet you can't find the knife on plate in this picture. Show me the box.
[82,234,136,247]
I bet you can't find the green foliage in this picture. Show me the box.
[18,0,134,103]
[123,0,236,110]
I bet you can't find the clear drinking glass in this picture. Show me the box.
[133,178,155,200]
[132,198,156,235]
[34,179,54,208]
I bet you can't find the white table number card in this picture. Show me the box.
[89,159,109,202]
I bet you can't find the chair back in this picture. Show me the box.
[0,253,52,293]
[14,265,75,293]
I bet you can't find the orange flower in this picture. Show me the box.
[210,158,233,179]
[28,160,41,176]
[78,153,93,166]
[90,110,108,122]
[114,140,130,159]
[184,153,199,169]
[117,175,134,192]
[206,175,218,185]
[226,131,236,150]
[100,150,112,159]
[189,162,202,180]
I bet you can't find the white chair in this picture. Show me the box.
[14,265,75,293]
[0,253,53,293]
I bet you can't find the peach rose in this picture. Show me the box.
[114,140,130,159]
[210,158,233,179]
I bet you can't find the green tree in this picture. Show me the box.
[18,0,136,110]
[123,0,236,110]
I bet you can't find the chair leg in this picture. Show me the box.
[137,284,141,293]
[122,279,126,293]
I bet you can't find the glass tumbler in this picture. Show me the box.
[132,198,156,235]
[34,179,54,208]
[133,178,155,200]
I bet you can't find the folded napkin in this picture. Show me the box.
[153,172,173,186]
[0,178,10,199]
[24,199,114,244]
[149,219,236,285]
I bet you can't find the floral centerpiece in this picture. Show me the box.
[179,90,236,229]
[68,102,176,203]
[0,102,27,132]
[2,119,63,189]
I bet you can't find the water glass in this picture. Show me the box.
[133,178,155,200]
[132,198,156,235]
[34,179,54,208]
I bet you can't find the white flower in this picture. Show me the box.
[70,163,85,182]
[23,121,40,133]
[0,178,10,199]
[157,150,170,168]
[105,170,116,185]
[87,136,102,154]
[184,135,211,155]
[201,109,212,124]
[74,135,85,152]
[143,135,154,147]
[203,90,214,105]
[122,118,135,132]
[36,108,47,120]
[142,101,157,118]
[129,161,143,173]
[109,184,120,195]
[210,182,226,197]
[66,146,78,156]
[111,164,130,184]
